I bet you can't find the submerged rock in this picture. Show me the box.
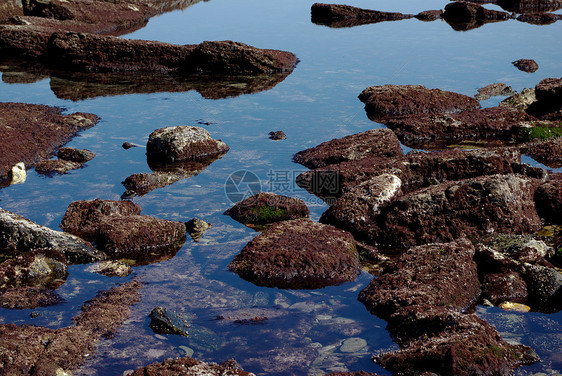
[57,147,95,163]
[311,3,413,28]
[149,306,191,336]
[185,217,211,242]
[359,84,480,120]
[0,286,64,309]
[146,125,229,164]
[224,192,309,227]
[293,128,402,169]
[60,199,142,242]
[34,159,82,175]
[359,239,481,319]
[513,59,539,73]
[229,219,359,289]
[0,208,105,263]
[0,102,98,184]
[0,249,67,288]
[86,260,132,277]
[130,356,255,376]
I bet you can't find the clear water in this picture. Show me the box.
[0,0,561,374]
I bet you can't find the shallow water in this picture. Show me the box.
[0,0,561,375]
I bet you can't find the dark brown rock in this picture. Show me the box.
[517,12,562,24]
[0,279,141,374]
[475,82,513,101]
[224,192,309,227]
[376,305,539,376]
[443,2,513,21]
[34,159,82,175]
[0,24,52,58]
[482,271,529,304]
[57,147,95,163]
[374,174,542,248]
[311,3,413,28]
[498,0,562,14]
[513,59,539,73]
[185,217,211,242]
[0,286,64,309]
[146,125,229,164]
[229,219,360,289]
[0,102,99,183]
[293,128,402,169]
[415,10,443,21]
[60,199,142,242]
[359,84,480,121]
[535,174,562,223]
[524,264,562,310]
[0,208,105,263]
[384,107,535,146]
[522,137,562,167]
[358,239,481,320]
[97,215,186,261]
[122,141,136,149]
[268,130,286,140]
[0,249,67,288]
[130,356,254,376]
[298,147,522,199]
[148,306,191,336]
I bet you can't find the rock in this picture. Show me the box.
[339,337,367,353]
[122,141,136,149]
[60,199,142,242]
[528,77,562,120]
[320,174,402,243]
[0,0,23,22]
[374,174,542,249]
[0,102,99,183]
[311,3,413,28]
[0,286,64,309]
[224,192,309,227]
[513,59,539,73]
[184,40,298,75]
[146,125,229,164]
[522,137,562,168]
[358,84,480,121]
[293,128,402,169]
[268,131,286,140]
[534,174,562,223]
[86,260,132,277]
[57,147,95,163]
[0,279,141,374]
[482,272,528,304]
[185,217,211,242]
[130,356,255,376]
[524,264,562,310]
[0,208,105,263]
[415,10,442,21]
[475,82,513,101]
[500,88,537,112]
[498,0,562,14]
[443,1,512,21]
[517,12,562,25]
[477,233,552,269]
[358,239,481,320]
[35,159,82,175]
[384,107,534,146]
[8,162,26,184]
[376,305,539,375]
[499,301,531,312]
[298,147,522,200]
[0,249,67,288]
[149,307,191,336]
[96,215,186,262]
[228,219,360,289]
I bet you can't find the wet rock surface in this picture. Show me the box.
[0,102,99,184]
[513,58,539,73]
[86,260,132,277]
[311,3,413,28]
[0,207,105,263]
[535,174,562,223]
[293,128,402,169]
[359,239,481,319]
[149,306,191,336]
[0,279,141,375]
[34,158,83,175]
[224,192,309,227]
[185,217,211,242]
[359,84,480,120]
[57,147,95,163]
[0,285,64,309]
[475,82,513,101]
[268,130,286,140]
[130,356,255,376]
[0,249,67,288]
[229,219,360,289]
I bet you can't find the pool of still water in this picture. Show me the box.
[0,0,561,374]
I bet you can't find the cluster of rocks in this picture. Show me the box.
[311,1,562,29]
[35,146,95,175]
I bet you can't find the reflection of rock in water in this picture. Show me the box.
[497,0,562,14]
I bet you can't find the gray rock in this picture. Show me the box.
[149,307,191,336]
[0,208,105,264]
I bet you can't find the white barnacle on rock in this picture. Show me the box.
[370,173,402,214]
[9,162,26,185]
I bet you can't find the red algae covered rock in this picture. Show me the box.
[376,174,542,248]
[358,84,480,120]
[358,239,481,319]
[534,173,562,224]
[130,357,255,376]
[0,102,99,183]
[60,199,142,242]
[229,219,360,289]
[522,137,562,168]
[513,58,539,73]
[224,192,309,226]
[97,215,186,261]
[293,128,402,169]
